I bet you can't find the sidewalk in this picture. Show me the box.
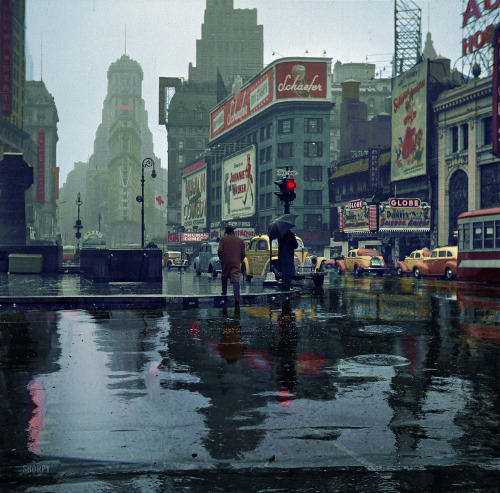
[0,268,311,309]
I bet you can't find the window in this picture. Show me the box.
[304,214,322,229]
[257,239,268,251]
[473,222,483,249]
[260,123,272,141]
[278,142,294,158]
[259,146,272,163]
[260,171,266,187]
[459,223,470,251]
[462,123,468,150]
[304,190,322,205]
[484,221,494,248]
[304,166,322,181]
[484,117,492,146]
[304,142,323,157]
[178,140,184,149]
[266,169,272,186]
[452,126,458,153]
[278,119,294,134]
[496,221,500,248]
[305,118,323,133]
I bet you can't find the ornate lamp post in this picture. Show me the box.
[136,157,156,248]
[74,192,83,261]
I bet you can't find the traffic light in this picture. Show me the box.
[274,177,297,203]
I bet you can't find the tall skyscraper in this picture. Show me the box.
[164,0,263,227]
[59,54,163,248]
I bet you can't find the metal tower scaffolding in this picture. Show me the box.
[393,0,422,77]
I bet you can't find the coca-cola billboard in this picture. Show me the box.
[275,61,327,100]
[211,69,273,140]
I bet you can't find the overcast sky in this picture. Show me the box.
[25,0,463,185]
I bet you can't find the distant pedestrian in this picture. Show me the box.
[218,225,246,302]
[278,230,298,291]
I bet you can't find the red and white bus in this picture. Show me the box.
[457,207,500,283]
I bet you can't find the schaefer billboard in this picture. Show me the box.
[181,159,207,230]
[222,146,256,221]
[275,61,328,100]
[391,61,428,182]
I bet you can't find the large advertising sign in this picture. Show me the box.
[379,204,431,231]
[211,69,273,140]
[275,61,328,100]
[391,61,427,182]
[210,58,330,140]
[222,146,256,221]
[342,207,370,233]
[181,159,207,230]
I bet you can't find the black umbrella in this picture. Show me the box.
[268,214,298,239]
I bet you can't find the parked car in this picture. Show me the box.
[193,242,222,277]
[241,234,326,287]
[412,246,458,280]
[163,251,188,270]
[394,248,431,276]
[335,249,387,276]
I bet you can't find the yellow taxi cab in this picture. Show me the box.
[335,249,387,276]
[241,234,326,286]
[412,246,458,280]
[394,248,431,276]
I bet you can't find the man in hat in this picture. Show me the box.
[218,225,246,302]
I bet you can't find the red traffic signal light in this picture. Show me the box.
[282,177,297,192]
[274,177,297,203]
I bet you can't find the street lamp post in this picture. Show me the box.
[136,157,156,248]
[74,192,83,262]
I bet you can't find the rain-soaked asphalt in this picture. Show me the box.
[1,269,500,492]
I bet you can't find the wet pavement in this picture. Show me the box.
[1,271,500,491]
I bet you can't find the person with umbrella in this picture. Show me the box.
[269,214,298,291]
[218,225,246,302]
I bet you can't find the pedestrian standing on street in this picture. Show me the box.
[278,229,298,291]
[218,225,246,303]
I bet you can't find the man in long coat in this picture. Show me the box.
[218,226,246,302]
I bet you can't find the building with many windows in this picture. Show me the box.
[201,57,333,252]
[163,0,263,227]
[434,74,500,246]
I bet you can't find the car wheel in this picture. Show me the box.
[413,267,421,279]
[184,266,188,271]
[444,267,454,280]
[319,261,326,273]
[211,267,218,278]
[353,264,359,276]
[195,265,201,276]
[167,265,171,271]
[396,266,403,277]
[313,276,324,287]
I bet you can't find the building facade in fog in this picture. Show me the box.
[59,55,164,248]
[0,0,27,158]
[24,80,59,242]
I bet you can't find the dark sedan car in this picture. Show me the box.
[193,242,222,277]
